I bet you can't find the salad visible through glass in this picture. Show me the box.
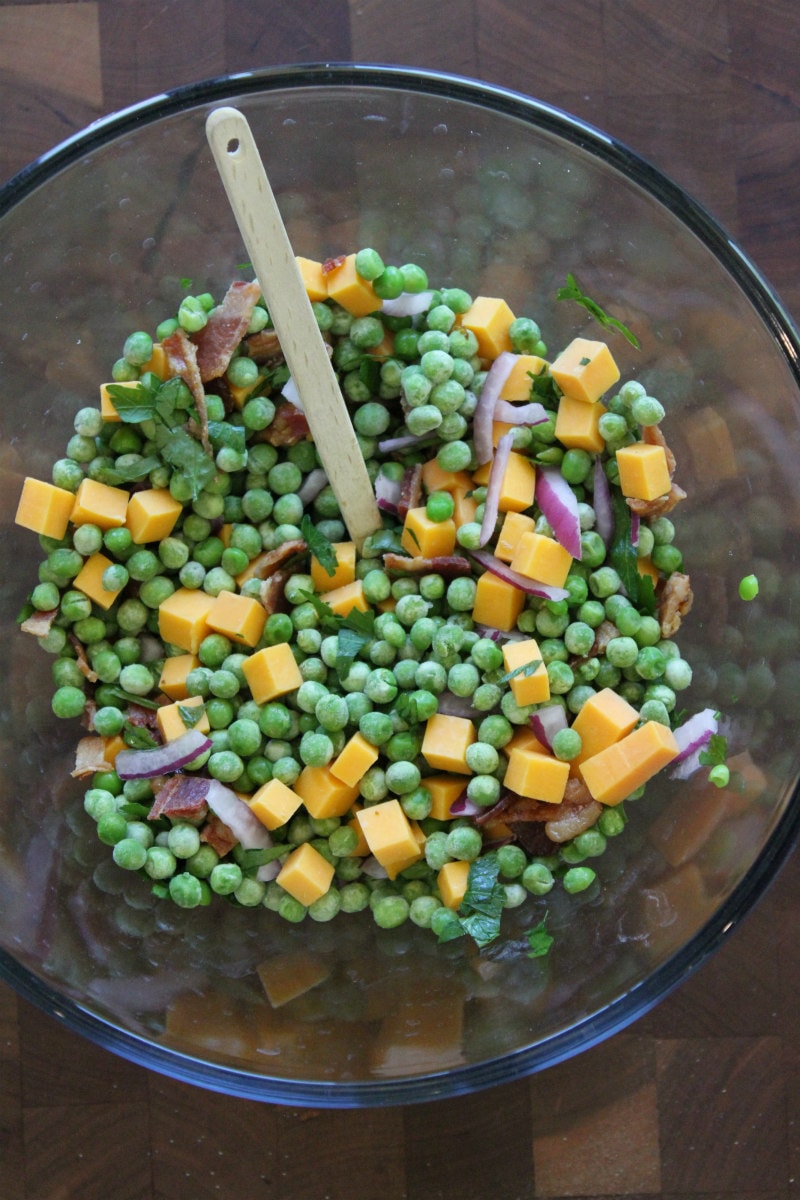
[14,248,726,952]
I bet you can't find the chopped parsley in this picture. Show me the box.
[609,489,655,613]
[699,733,728,768]
[498,658,543,685]
[556,273,641,349]
[106,376,213,499]
[122,722,159,750]
[301,515,339,577]
[177,702,206,729]
[436,853,506,948]
[525,914,554,958]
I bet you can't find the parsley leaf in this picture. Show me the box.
[113,455,161,483]
[301,515,339,577]
[556,273,641,349]
[107,688,160,710]
[336,625,372,677]
[610,489,641,605]
[155,425,216,500]
[699,733,728,768]
[457,853,506,948]
[178,701,206,729]
[297,589,341,632]
[526,914,554,958]
[122,722,159,750]
[208,420,247,454]
[106,381,158,424]
[498,658,543,686]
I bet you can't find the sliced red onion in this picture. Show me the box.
[281,375,303,413]
[474,622,528,643]
[298,467,328,505]
[479,430,515,547]
[374,470,403,515]
[360,854,388,879]
[205,780,274,850]
[450,792,482,818]
[530,704,568,751]
[381,290,434,318]
[494,399,549,426]
[435,691,480,719]
[467,549,569,601]
[256,859,282,882]
[593,456,614,548]
[535,466,582,559]
[377,431,437,455]
[668,709,719,780]
[474,351,517,466]
[115,729,212,780]
[630,512,640,549]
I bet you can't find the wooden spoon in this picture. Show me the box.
[206,106,382,550]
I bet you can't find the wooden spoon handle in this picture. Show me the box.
[206,106,382,549]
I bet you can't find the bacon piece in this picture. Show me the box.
[260,566,293,617]
[397,463,423,522]
[193,280,262,382]
[162,328,209,451]
[245,329,283,364]
[643,422,676,475]
[322,255,346,275]
[257,402,310,446]
[148,774,211,821]
[508,822,556,857]
[68,631,98,682]
[626,480,687,519]
[20,608,58,638]
[236,539,307,587]
[383,552,472,579]
[591,619,620,658]
[545,799,602,843]
[200,813,239,857]
[71,736,113,778]
[125,702,163,732]
[658,571,694,638]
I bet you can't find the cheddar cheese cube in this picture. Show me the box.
[228,375,267,409]
[310,541,356,592]
[510,531,572,588]
[276,842,335,907]
[295,256,328,302]
[102,734,127,764]
[460,296,515,358]
[495,511,536,563]
[330,731,379,787]
[505,726,549,756]
[125,487,183,544]
[322,579,370,618]
[293,764,360,819]
[158,654,200,701]
[570,687,640,768]
[471,571,525,631]
[452,486,478,529]
[438,859,470,910]
[241,642,303,704]
[421,713,476,775]
[555,394,607,453]
[157,588,216,654]
[324,253,378,316]
[472,450,536,509]
[73,552,125,609]
[425,775,468,822]
[421,461,473,495]
[249,778,303,830]
[549,337,620,404]
[99,379,139,421]
[498,354,548,400]
[637,556,660,587]
[616,442,671,501]
[579,720,679,806]
[141,342,168,380]
[257,950,331,1008]
[401,507,456,558]
[504,747,570,804]
[156,695,209,743]
[15,477,75,540]
[385,820,426,880]
[207,590,267,648]
[346,804,371,857]
[356,800,422,873]
[70,478,129,530]
[502,638,550,706]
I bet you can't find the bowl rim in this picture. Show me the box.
[1,61,799,1107]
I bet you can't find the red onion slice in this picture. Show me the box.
[377,432,438,455]
[535,466,582,559]
[298,467,328,505]
[630,512,640,549]
[593,456,614,548]
[530,705,568,751]
[474,351,517,466]
[467,549,569,601]
[381,290,434,317]
[205,781,274,850]
[449,792,482,818]
[494,400,549,425]
[474,622,528,643]
[669,709,719,779]
[435,691,480,719]
[115,729,212,780]
[256,859,282,882]
[360,855,389,879]
[479,430,515,547]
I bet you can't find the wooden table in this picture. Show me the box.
[1,3,799,1198]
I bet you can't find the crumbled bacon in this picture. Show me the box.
[397,463,423,522]
[383,552,472,578]
[126,703,163,733]
[71,736,113,778]
[68,632,98,682]
[322,255,346,275]
[237,539,306,586]
[256,402,310,446]
[591,620,620,658]
[20,608,58,638]
[162,328,209,451]
[658,571,694,638]
[508,822,556,857]
[626,423,685,518]
[193,280,261,382]
[148,774,210,821]
[200,813,238,857]
[260,567,293,617]
[245,329,283,364]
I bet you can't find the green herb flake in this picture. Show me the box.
[107,688,160,711]
[155,425,216,500]
[106,381,158,424]
[336,624,372,678]
[699,732,728,768]
[297,589,341,632]
[609,489,641,606]
[498,658,543,686]
[177,701,206,729]
[457,852,506,948]
[122,722,159,750]
[180,277,193,290]
[556,273,641,349]
[526,913,554,958]
[301,515,339,577]
[113,455,161,483]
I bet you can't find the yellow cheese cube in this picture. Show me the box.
[356,799,422,872]
[570,687,640,769]
[207,590,267,648]
[510,531,573,588]
[157,588,216,654]
[425,775,468,822]
[579,720,679,806]
[472,450,536,510]
[158,654,200,700]
[471,571,525,631]
[495,511,536,562]
[324,253,378,316]
[241,642,303,704]
[330,732,379,787]
[385,820,426,879]
[460,296,515,359]
[156,695,209,743]
[70,478,129,530]
[637,556,660,586]
[125,487,183,544]
[310,541,356,592]
[401,507,457,558]
[438,860,470,910]
[228,375,267,409]
[502,638,550,706]
[73,552,125,610]
[276,842,335,907]
[549,337,620,404]
[505,726,549,756]
[504,747,570,804]
[452,486,478,529]
[102,734,127,764]
[421,713,476,775]
[295,256,328,301]
[141,342,168,380]
[616,442,671,501]
[294,764,360,819]
[347,804,371,857]
[555,394,607,452]
[323,579,370,617]
[498,354,548,400]
[99,379,139,421]
[257,949,331,1008]
[250,778,303,830]
[15,477,75,540]
[420,461,473,495]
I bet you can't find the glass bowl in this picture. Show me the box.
[1,65,799,1107]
